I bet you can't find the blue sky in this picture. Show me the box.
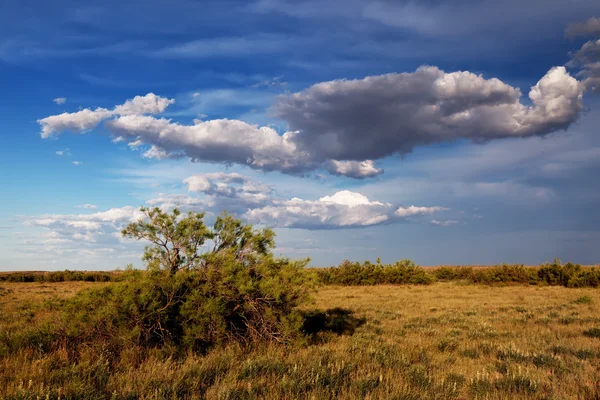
[1,0,600,270]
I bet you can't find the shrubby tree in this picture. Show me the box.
[62,207,313,354]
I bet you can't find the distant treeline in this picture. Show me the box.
[315,259,600,288]
[0,270,119,283]
[2,260,599,288]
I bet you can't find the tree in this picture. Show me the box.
[210,212,275,266]
[122,207,212,274]
[122,207,278,274]
[62,207,314,350]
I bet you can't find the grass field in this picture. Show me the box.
[1,281,600,399]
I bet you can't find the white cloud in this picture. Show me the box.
[244,189,442,229]
[38,93,174,138]
[319,190,385,207]
[55,148,70,156]
[113,93,175,115]
[53,97,67,105]
[20,206,148,262]
[72,161,83,166]
[40,108,113,139]
[104,115,312,172]
[76,204,98,209]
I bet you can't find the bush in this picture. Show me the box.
[470,264,537,285]
[583,328,600,339]
[316,260,600,288]
[42,208,316,357]
[538,260,600,287]
[0,270,118,283]
[316,259,434,286]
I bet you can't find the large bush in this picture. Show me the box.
[57,208,314,355]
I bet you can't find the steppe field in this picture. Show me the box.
[2,276,600,399]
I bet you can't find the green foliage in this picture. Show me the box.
[0,270,116,283]
[469,264,538,285]
[431,266,474,281]
[51,208,315,356]
[317,259,434,286]
[583,328,600,339]
[315,259,600,287]
[122,207,212,274]
[574,295,593,304]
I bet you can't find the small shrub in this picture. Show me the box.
[583,328,600,339]
[438,338,459,352]
[574,296,593,304]
[461,348,480,359]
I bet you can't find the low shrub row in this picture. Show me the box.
[316,259,600,287]
[0,270,118,283]
[315,259,435,286]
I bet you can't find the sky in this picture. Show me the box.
[1,0,600,270]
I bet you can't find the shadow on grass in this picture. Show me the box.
[301,307,366,336]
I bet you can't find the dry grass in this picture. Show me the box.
[1,281,600,399]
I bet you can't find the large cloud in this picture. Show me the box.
[272,66,584,161]
[38,66,584,178]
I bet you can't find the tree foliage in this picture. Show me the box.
[61,207,313,354]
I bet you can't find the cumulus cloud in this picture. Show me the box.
[38,93,174,138]
[53,97,67,105]
[244,189,442,229]
[566,17,600,38]
[38,65,585,178]
[72,161,83,166]
[24,206,146,243]
[113,93,175,115]
[55,148,69,156]
[272,66,584,162]
[40,108,113,139]
[104,115,314,172]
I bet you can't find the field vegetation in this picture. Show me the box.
[1,208,599,399]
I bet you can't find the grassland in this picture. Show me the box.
[1,280,600,399]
